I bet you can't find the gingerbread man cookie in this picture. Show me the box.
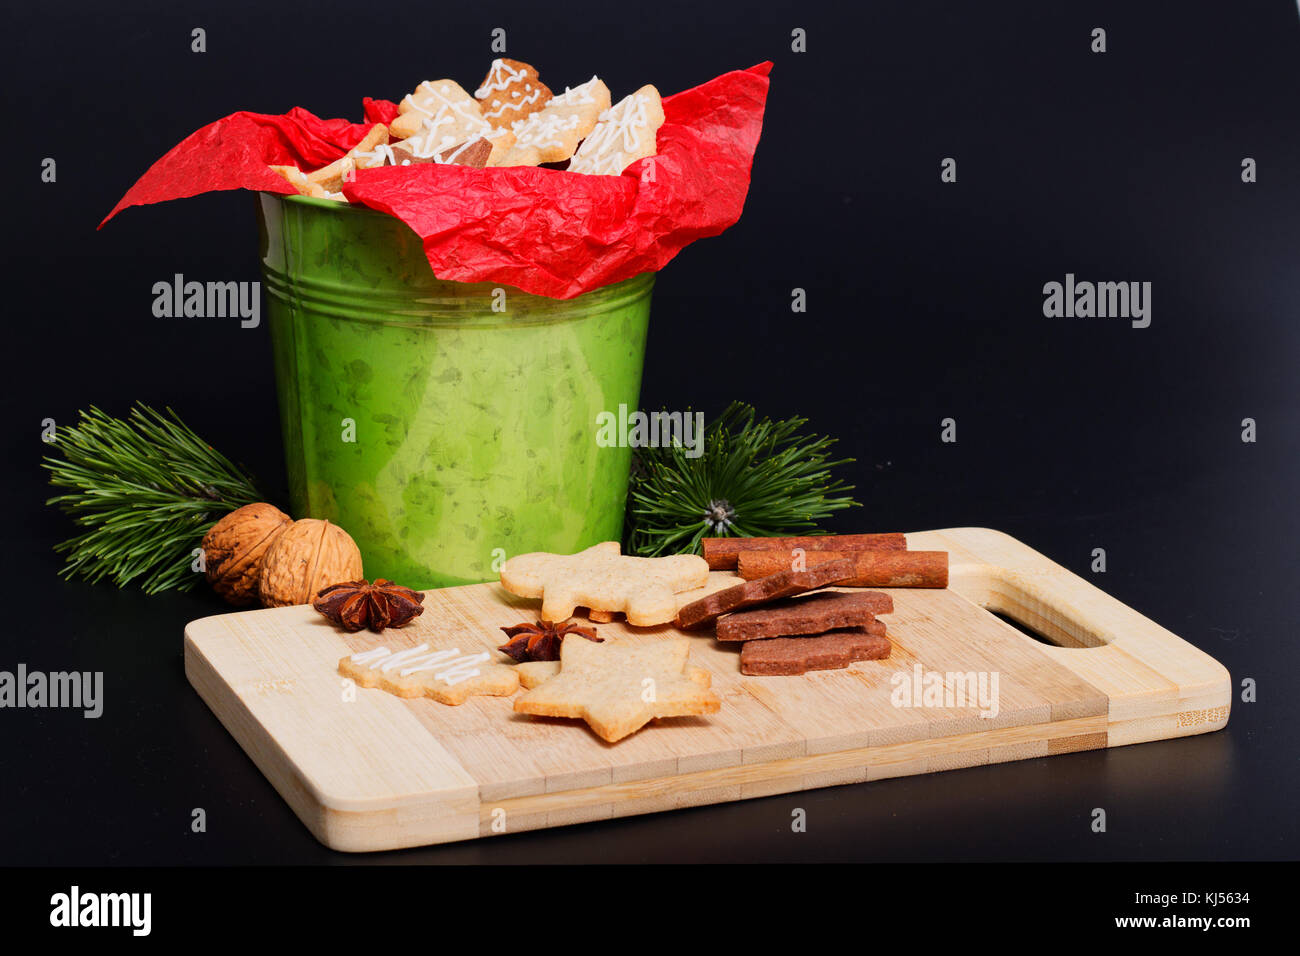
[499,541,708,626]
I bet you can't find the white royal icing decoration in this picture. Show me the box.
[409,103,491,155]
[354,143,398,167]
[548,76,600,108]
[379,643,431,672]
[570,93,653,175]
[436,652,490,687]
[514,113,582,150]
[475,59,527,99]
[483,86,544,120]
[398,648,461,676]
[351,646,493,686]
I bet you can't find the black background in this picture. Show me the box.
[2,0,1297,890]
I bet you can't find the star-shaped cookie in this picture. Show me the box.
[340,643,519,706]
[515,658,712,690]
[513,636,721,742]
[500,541,708,626]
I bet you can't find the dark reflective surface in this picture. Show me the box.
[4,0,1297,864]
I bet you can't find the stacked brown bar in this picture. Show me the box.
[702,532,948,588]
[677,534,949,676]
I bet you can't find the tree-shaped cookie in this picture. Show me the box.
[567,85,665,175]
[499,76,611,166]
[474,58,553,129]
[513,636,720,742]
[339,643,519,705]
[500,541,708,626]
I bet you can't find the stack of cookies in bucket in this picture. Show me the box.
[270,58,665,200]
[677,534,949,676]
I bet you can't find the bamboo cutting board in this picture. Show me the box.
[183,527,1231,852]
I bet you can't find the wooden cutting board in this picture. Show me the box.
[184,527,1231,852]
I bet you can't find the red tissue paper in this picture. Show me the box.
[102,63,772,299]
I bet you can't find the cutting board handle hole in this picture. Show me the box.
[985,610,1093,649]
[954,567,1110,649]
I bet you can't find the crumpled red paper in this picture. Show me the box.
[102,63,771,299]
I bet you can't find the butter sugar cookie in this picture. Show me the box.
[567,85,664,176]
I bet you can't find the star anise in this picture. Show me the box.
[498,619,602,662]
[312,579,425,633]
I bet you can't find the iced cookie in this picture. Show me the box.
[268,164,346,202]
[388,78,516,165]
[496,76,611,167]
[474,58,552,130]
[393,135,493,167]
[303,155,355,193]
[268,124,389,198]
[354,135,493,170]
[268,164,324,196]
[339,643,519,706]
[297,123,389,189]
[567,85,664,176]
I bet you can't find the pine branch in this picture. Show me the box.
[43,404,264,593]
[623,402,860,557]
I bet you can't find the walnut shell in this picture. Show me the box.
[202,503,293,606]
[258,518,364,608]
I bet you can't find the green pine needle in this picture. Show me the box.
[623,402,860,557]
[43,404,263,593]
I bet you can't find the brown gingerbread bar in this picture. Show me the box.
[736,549,949,588]
[861,618,887,638]
[738,615,886,640]
[715,590,893,642]
[740,627,892,676]
[674,557,856,630]
[702,533,906,570]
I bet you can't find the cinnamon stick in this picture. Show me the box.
[701,533,906,570]
[736,549,948,588]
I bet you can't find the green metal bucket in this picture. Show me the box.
[257,192,653,589]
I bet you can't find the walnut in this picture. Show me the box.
[258,518,364,607]
[201,503,293,606]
